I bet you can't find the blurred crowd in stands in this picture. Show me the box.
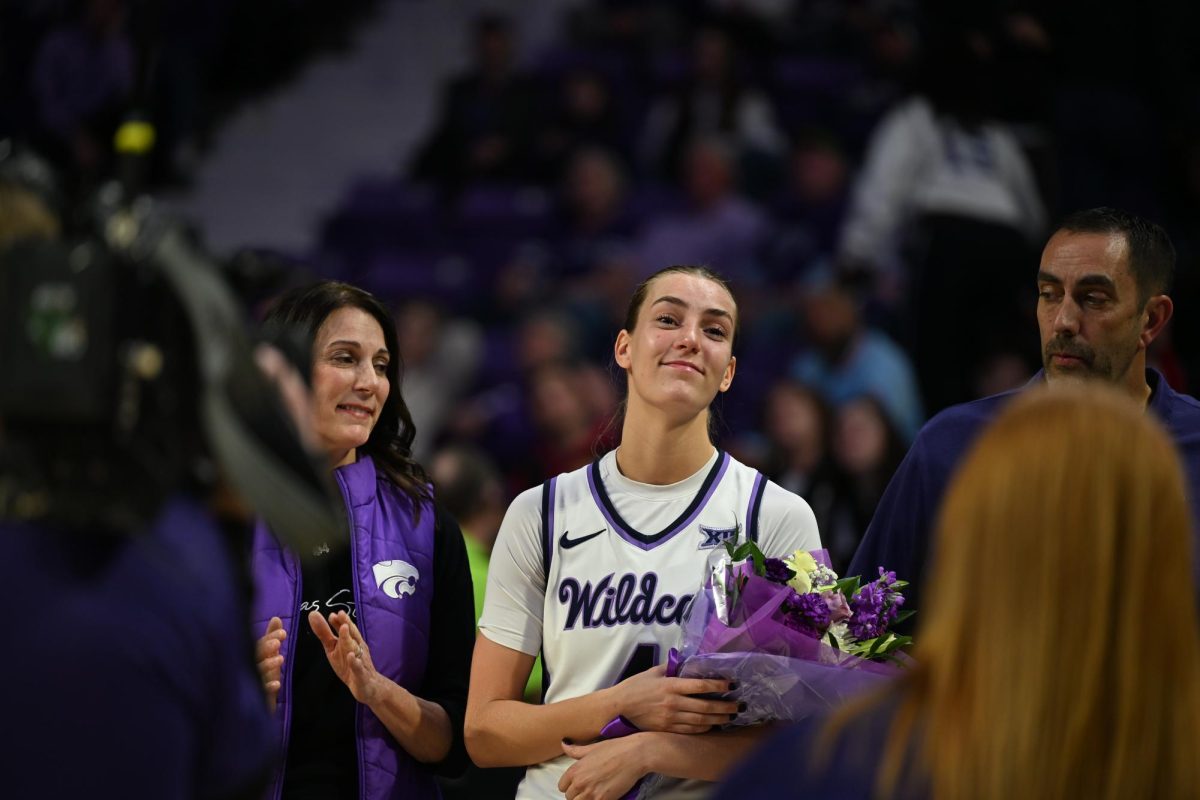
[5,0,1200,575]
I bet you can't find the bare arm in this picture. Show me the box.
[557,726,779,800]
[465,634,738,768]
[311,610,453,763]
[363,677,454,763]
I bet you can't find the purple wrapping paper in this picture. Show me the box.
[606,551,904,799]
[674,567,898,730]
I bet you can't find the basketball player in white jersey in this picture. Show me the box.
[466,266,822,799]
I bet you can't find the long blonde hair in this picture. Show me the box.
[866,383,1200,798]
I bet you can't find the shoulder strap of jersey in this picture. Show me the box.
[540,476,557,583]
[746,471,767,543]
[539,476,558,701]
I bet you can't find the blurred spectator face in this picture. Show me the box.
[87,0,126,35]
[835,397,889,475]
[564,70,610,121]
[765,384,825,454]
[685,140,734,208]
[495,245,549,317]
[474,19,513,75]
[518,313,576,371]
[694,29,732,85]
[567,149,624,227]
[975,352,1032,398]
[802,283,858,352]
[530,365,590,437]
[791,142,847,206]
[396,300,440,368]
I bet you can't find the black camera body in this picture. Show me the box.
[0,187,344,551]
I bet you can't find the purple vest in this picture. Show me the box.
[250,455,439,800]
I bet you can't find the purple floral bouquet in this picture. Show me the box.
[605,541,913,798]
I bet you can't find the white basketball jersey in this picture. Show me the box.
[491,448,819,800]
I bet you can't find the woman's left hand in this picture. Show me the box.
[557,736,651,800]
[308,609,382,706]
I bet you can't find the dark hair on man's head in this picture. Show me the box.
[622,265,739,345]
[1055,207,1176,303]
[265,280,430,512]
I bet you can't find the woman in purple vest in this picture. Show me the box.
[250,281,476,799]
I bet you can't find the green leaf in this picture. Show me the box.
[826,632,840,651]
[872,636,915,662]
[867,635,893,657]
[835,576,860,599]
[891,609,916,625]
[725,539,769,576]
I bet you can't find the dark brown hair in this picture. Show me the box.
[1055,207,1175,303]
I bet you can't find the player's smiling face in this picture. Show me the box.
[615,271,737,416]
[311,305,392,467]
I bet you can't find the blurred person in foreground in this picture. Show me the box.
[0,227,338,797]
[251,281,475,799]
[850,207,1200,629]
[717,384,1200,798]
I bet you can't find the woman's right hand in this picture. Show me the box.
[255,617,287,712]
[613,665,738,734]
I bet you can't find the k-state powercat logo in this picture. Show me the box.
[372,560,419,598]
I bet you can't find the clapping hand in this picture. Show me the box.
[308,610,382,705]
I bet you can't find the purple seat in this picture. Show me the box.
[626,184,684,224]
[453,185,552,238]
[318,178,450,264]
[356,249,477,309]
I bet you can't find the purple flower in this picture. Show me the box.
[847,568,906,641]
[822,590,851,623]
[763,557,795,585]
[781,590,832,638]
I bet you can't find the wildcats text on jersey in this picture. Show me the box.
[558,571,692,630]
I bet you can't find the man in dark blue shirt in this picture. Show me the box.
[850,207,1200,624]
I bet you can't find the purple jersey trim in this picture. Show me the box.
[587,452,731,551]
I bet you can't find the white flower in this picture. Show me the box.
[810,563,839,592]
